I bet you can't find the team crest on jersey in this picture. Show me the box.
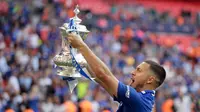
[119,101,123,106]
[125,86,130,98]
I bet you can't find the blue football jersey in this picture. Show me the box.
[114,82,155,112]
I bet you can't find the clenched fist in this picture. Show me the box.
[66,32,86,49]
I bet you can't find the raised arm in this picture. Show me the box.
[67,33,118,97]
[86,65,111,91]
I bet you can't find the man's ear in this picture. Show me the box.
[147,76,155,84]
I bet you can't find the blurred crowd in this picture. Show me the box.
[0,0,200,112]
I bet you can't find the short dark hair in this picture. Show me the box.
[144,60,166,87]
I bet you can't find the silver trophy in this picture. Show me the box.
[53,5,92,92]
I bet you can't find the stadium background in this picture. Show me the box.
[0,0,200,112]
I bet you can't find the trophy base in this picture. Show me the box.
[57,66,82,77]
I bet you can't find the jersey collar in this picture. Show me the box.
[141,90,156,96]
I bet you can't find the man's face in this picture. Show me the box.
[130,62,152,91]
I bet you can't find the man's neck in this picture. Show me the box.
[136,85,155,92]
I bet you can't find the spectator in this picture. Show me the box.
[40,96,54,112]
[174,89,192,112]
[0,49,10,75]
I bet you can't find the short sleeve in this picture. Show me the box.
[114,81,142,105]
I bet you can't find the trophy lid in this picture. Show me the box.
[72,5,82,24]
[67,5,89,33]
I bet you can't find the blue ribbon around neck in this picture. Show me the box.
[62,19,92,81]
[69,45,92,81]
